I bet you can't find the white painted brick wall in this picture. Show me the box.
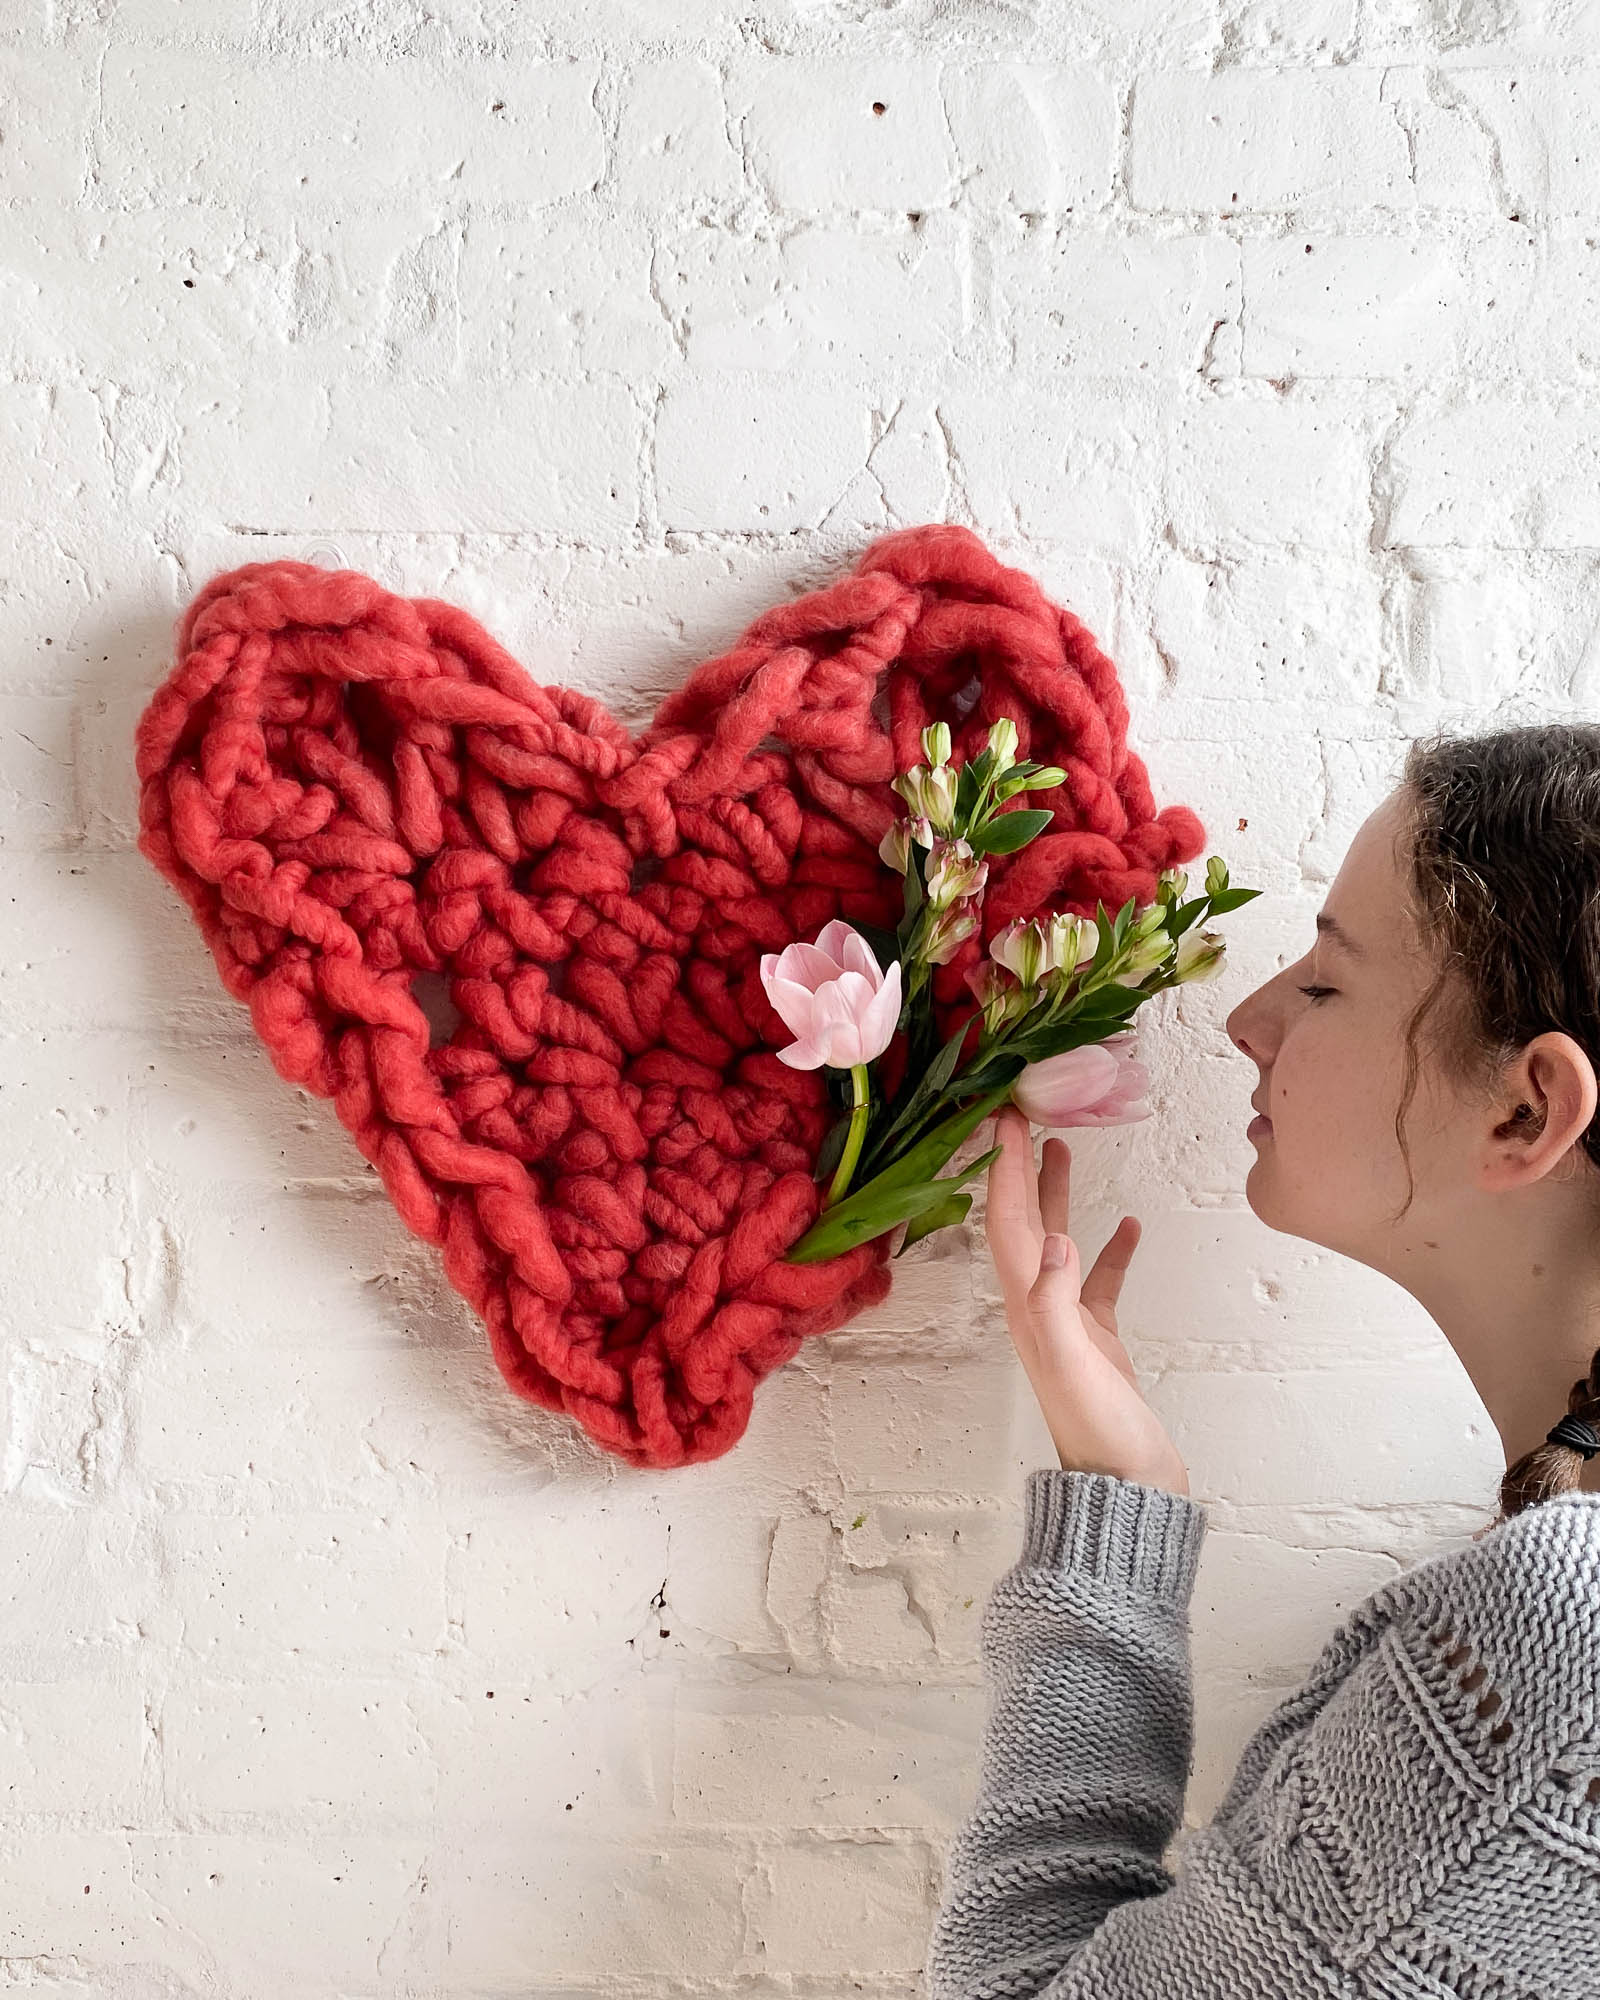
[0,1,1585,1991]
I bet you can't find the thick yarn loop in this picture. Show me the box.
[134,522,1205,1469]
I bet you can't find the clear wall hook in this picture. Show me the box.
[303,540,349,570]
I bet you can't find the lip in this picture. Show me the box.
[1247,1113,1273,1139]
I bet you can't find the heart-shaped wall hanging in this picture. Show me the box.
[134,523,1205,1469]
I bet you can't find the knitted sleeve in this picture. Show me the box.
[925,1467,1210,2000]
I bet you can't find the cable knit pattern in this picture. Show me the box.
[926,1469,1600,1999]
[130,523,1205,1471]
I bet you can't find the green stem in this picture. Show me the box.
[823,1063,871,1209]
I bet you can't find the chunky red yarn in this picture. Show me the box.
[134,523,1205,1469]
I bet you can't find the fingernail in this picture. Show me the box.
[1042,1233,1067,1268]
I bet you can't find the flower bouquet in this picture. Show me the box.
[762,719,1261,1264]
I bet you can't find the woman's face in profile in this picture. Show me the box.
[1224,788,1469,1266]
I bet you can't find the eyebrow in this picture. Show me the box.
[1315,911,1367,960]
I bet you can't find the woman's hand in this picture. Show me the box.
[984,1101,1190,1497]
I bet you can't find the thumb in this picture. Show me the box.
[1033,1232,1080,1288]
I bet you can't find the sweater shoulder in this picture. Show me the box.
[1210,1496,1600,1979]
[1383,1491,1600,1762]
[1208,1494,1600,1831]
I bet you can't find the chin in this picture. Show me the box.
[1242,1158,1273,1226]
[1244,1165,1370,1261]
[1243,1154,1321,1245]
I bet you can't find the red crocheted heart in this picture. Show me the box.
[134,523,1204,1469]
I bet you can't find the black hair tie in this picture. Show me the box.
[1545,1414,1600,1459]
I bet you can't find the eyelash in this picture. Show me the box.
[1297,984,1336,1003]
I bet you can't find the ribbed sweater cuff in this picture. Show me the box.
[1020,1466,1208,1608]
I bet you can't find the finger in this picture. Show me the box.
[1079,1215,1141,1328]
[1027,1230,1082,1312]
[1033,1227,1142,1391]
[1003,1103,1041,1236]
[1020,1231,1092,1374]
[985,1105,1042,1295]
[1038,1132,1071,1240]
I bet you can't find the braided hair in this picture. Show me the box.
[1394,723,1600,1522]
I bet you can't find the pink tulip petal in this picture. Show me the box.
[775,940,852,993]
[761,924,895,1070]
[811,918,860,969]
[1111,1057,1151,1099]
[809,978,866,1068]
[834,925,886,985]
[765,973,826,1040]
[812,976,864,1072]
[856,957,902,1063]
[1012,1044,1121,1123]
[1057,1097,1152,1128]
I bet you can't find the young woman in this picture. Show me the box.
[926,722,1600,2000]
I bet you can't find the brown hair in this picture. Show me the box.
[1393,723,1600,1523]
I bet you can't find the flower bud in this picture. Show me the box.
[989,916,1049,988]
[893,762,957,833]
[965,957,1027,1035]
[1027,764,1068,790]
[925,901,978,965]
[1157,867,1188,903]
[965,958,1010,1008]
[1045,912,1094,976]
[879,819,912,874]
[1133,902,1169,940]
[1110,930,1173,987]
[985,717,1017,771]
[1174,927,1226,983]
[1205,855,1229,899]
[921,720,952,770]
[925,836,989,912]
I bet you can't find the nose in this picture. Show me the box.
[1225,977,1279,1069]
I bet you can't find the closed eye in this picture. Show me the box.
[1297,984,1336,1003]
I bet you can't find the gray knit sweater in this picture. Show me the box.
[926,1468,1600,1999]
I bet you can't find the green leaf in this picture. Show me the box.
[855,1011,976,1179]
[1166,895,1210,940]
[926,1043,1027,1098]
[1071,979,1147,1017]
[801,1077,1016,1263]
[1001,998,1144,1064]
[785,1182,943,1261]
[863,1046,1027,1167]
[784,1144,1002,1263]
[991,763,1060,801]
[898,846,926,938]
[862,1078,1016,1195]
[1085,902,1116,976]
[897,1187,972,1254]
[968,808,1053,856]
[1204,886,1263,914]
[812,1106,854,1182]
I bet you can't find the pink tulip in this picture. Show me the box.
[760,919,903,1071]
[1010,1035,1152,1128]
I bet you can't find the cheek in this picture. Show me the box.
[1251,1015,1419,1242]
[1274,1017,1392,1149]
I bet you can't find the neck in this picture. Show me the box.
[1383,1181,1600,1496]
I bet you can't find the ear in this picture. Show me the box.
[1478,1031,1600,1192]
